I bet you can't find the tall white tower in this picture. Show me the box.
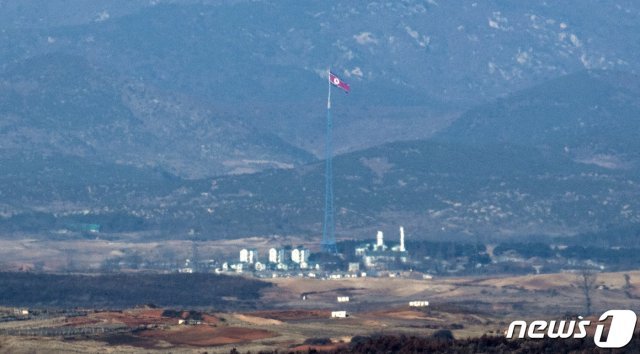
[399,226,406,252]
[376,230,384,250]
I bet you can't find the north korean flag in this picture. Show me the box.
[329,72,350,93]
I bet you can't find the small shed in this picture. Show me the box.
[331,311,348,318]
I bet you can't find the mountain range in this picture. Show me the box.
[1,1,640,241]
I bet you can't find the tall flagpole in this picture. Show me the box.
[322,70,337,253]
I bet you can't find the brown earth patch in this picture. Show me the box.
[103,333,161,349]
[233,313,283,326]
[91,310,176,327]
[249,310,330,321]
[379,310,435,321]
[139,325,275,346]
[202,314,219,324]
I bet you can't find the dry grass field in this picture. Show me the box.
[0,236,315,272]
[2,269,640,352]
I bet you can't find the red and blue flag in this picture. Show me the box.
[329,72,350,93]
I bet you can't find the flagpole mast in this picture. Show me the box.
[322,69,337,253]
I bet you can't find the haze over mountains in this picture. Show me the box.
[1,1,640,241]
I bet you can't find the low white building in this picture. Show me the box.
[331,311,348,318]
[337,296,350,303]
[355,246,367,256]
[230,263,243,273]
[13,308,29,316]
[409,301,429,307]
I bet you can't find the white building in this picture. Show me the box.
[291,247,310,264]
[235,263,243,273]
[358,227,410,269]
[331,311,348,318]
[374,231,387,251]
[268,247,292,264]
[337,296,350,303]
[14,308,29,316]
[391,226,406,252]
[391,226,407,252]
[240,248,258,264]
[268,248,282,263]
[254,261,265,271]
[409,301,429,307]
[276,262,289,270]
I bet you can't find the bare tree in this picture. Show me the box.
[64,248,76,273]
[623,273,634,299]
[623,273,632,290]
[577,269,598,315]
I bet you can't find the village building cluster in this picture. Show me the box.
[355,227,409,270]
[212,226,413,279]
[222,246,317,274]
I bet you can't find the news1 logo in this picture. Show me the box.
[506,310,637,348]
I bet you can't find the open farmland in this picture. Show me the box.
[2,270,640,352]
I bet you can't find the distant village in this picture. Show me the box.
[178,226,421,280]
[90,223,640,279]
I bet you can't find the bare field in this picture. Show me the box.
[470,270,640,292]
[261,270,640,338]
[138,325,275,347]
[0,236,315,272]
[2,270,640,352]
[232,313,284,326]
[91,309,182,327]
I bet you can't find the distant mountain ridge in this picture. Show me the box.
[1,2,640,240]
[181,139,640,240]
[0,53,314,178]
[4,138,639,240]
[437,70,640,170]
[3,0,640,171]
